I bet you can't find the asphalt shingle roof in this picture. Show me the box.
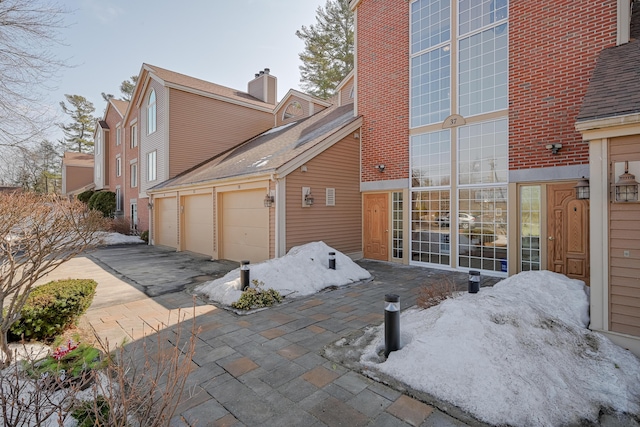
[150,104,358,191]
[577,3,640,122]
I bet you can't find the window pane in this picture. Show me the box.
[459,0,508,36]
[411,190,451,265]
[458,24,508,117]
[458,187,507,273]
[411,130,451,187]
[520,186,541,271]
[458,119,508,185]
[411,0,450,54]
[411,47,451,127]
[392,192,404,259]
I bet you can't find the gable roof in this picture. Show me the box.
[110,99,129,117]
[149,104,361,192]
[62,152,94,167]
[577,3,640,122]
[273,89,332,115]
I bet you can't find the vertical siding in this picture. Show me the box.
[285,134,361,255]
[168,88,273,177]
[140,79,167,195]
[609,135,640,337]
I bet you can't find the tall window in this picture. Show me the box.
[392,192,404,259]
[410,0,509,274]
[520,186,541,271]
[96,131,102,155]
[147,151,157,182]
[147,89,157,134]
[131,124,137,148]
[116,126,122,145]
[116,157,122,177]
[115,187,122,212]
[130,162,138,188]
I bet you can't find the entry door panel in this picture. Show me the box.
[547,183,589,284]
[364,193,388,260]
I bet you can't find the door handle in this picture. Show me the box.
[548,236,554,241]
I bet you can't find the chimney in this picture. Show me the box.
[248,68,277,105]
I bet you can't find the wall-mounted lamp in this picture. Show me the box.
[148,201,154,209]
[302,187,314,206]
[263,193,274,207]
[353,132,360,139]
[614,161,639,202]
[574,177,590,200]
[376,164,386,172]
[545,143,562,155]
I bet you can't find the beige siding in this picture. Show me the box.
[609,135,640,337]
[168,89,273,178]
[338,78,355,106]
[284,134,361,255]
[65,166,93,194]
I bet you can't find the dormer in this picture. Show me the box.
[273,90,333,127]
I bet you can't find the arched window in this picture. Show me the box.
[282,101,303,120]
[147,89,157,134]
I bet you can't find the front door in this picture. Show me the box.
[364,193,388,260]
[547,182,590,284]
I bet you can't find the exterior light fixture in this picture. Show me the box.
[328,252,336,270]
[263,193,274,207]
[147,201,154,209]
[574,177,590,200]
[545,143,562,154]
[384,294,400,358]
[376,164,386,172]
[614,161,639,202]
[468,270,480,293]
[304,191,314,206]
[240,260,250,291]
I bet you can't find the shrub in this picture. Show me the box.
[9,279,97,342]
[76,190,95,205]
[140,230,149,243]
[231,280,283,310]
[416,276,457,309]
[108,217,131,234]
[87,191,116,218]
[72,395,111,427]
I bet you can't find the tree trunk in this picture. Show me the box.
[0,329,13,368]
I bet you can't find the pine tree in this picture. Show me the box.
[59,94,96,153]
[296,0,354,99]
[120,75,138,102]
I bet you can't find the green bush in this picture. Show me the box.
[87,191,116,218]
[71,395,111,427]
[140,230,149,243]
[9,279,97,342]
[231,280,283,310]
[76,190,95,205]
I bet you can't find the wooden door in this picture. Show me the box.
[364,193,388,260]
[547,182,590,284]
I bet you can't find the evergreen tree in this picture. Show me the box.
[296,0,354,99]
[120,75,138,102]
[59,94,96,153]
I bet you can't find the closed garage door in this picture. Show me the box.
[183,193,214,257]
[156,197,177,248]
[221,189,269,262]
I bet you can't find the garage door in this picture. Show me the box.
[221,189,269,263]
[182,193,214,257]
[155,197,177,248]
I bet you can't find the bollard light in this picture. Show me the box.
[240,260,250,291]
[328,252,336,270]
[468,270,480,293]
[384,294,400,358]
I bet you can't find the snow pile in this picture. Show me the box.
[195,241,371,306]
[100,232,144,245]
[361,270,640,426]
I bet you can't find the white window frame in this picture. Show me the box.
[130,162,138,188]
[131,124,137,148]
[116,126,122,146]
[116,156,122,177]
[147,150,157,182]
[115,186,122,212]
[147,89,157,135]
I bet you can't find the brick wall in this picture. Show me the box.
[357,0,410,183]
[509,0,617,170]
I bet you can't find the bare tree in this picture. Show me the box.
[0,0,68,148]
[0,192,105,367]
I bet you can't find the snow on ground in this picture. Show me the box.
[361,270,640,426]
[195,241,371,306]
[100,232,144,245]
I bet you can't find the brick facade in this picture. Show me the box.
[357,1,410,183]
[508,1,618,170]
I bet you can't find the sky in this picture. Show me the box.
[46,0,326,140]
